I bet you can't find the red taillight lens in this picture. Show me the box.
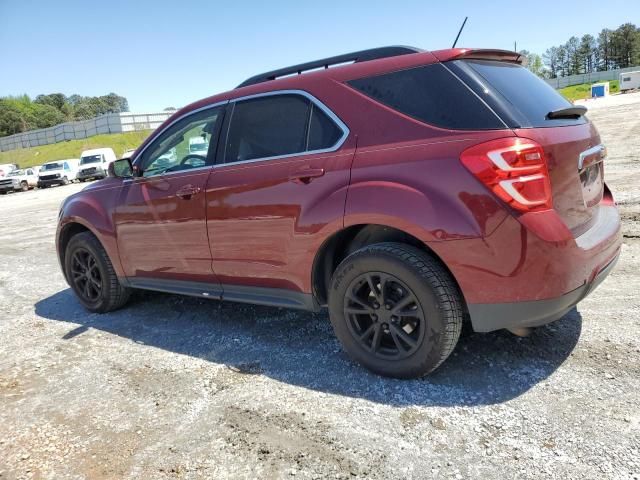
[460,138,552,212]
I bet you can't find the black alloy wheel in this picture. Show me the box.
[70,247,102,302]
[344,272,424,359]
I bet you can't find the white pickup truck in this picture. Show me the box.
[0,167,39,194]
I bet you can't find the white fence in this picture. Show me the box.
[0,112,174,152]
[545,66,640,89]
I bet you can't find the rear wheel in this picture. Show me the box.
[20,181,28,192]
[328,242,463,378]
[65,232,131,313]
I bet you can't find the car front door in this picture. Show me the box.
[206,92,354,296]
[115,103,226,286]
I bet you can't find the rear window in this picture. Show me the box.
[452,60,583,128]
[347,63,504,130]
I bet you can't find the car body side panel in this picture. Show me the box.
[206,146,355,293]
[113,169,216,283]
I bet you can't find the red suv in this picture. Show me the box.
[57,47,621,378]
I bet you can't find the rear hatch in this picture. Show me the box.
[448,58,604,235]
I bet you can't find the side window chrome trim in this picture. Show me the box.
[219,89,350,167]
[130,100,229,168]
[122,164,213,183]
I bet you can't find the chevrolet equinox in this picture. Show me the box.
[57,46,622,378]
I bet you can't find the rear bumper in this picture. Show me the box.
[468,250,619,332]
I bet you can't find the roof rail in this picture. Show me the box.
[236,46,422,88]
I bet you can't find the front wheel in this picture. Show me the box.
[20,181,28,192]
[65,232,131,313]
[61,176,69,185]
[328,242,464,378]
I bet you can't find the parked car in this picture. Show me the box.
[38,159,80,187]
[57,46,622,378]
[0,167,39,194]
[77,148,117,182]
[0,163,17,178]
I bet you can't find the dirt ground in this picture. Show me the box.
[1,93,639,480]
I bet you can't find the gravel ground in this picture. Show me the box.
[1,93,639,480]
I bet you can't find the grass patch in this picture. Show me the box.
[559,80,620,102]
[0,130,152,168]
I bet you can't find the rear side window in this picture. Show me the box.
[452,60,583,128]
[307,104,343,151]
[225,95,310,163]
[347,63,504,130]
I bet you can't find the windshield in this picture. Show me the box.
[8,170,24,176]
[80,155,102,165]
[42,163,62,171]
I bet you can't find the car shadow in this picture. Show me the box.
[35,288,582,407]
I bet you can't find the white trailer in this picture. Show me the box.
[620,71,640,92]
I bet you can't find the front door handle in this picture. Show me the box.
[289,167,325,184]
[175,184,201,200]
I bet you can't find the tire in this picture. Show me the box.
[20,181,28,192]
[62,176,69,185]
[65,231,131,313]
[328,242,463,378]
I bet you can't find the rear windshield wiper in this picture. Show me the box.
[546,105,587,120]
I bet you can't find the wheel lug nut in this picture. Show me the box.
[373,303,380,309]
[385,304,391,310]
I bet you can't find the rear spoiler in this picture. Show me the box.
[431,48,525,65]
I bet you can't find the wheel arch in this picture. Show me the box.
[311,224,468,311]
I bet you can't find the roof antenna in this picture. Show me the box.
[452,16,468,48]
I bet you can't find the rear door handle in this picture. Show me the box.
[289,167,325,184]
[175,184,201,199]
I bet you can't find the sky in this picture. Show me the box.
[1,0,638,112]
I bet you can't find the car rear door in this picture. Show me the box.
[114,104,226,285]
[205,91,354,295]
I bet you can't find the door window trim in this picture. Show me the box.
[217,89,350,168]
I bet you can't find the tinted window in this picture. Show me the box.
[225,95,310,163]
[457,60,581,128]
[348,63,503,130]
[307,104,342,151]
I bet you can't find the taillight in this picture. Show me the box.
[460,137,552,212]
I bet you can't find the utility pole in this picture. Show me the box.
[514,41,517,52]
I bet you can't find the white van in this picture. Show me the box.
[77,148,117,182]
[37,159,80,188]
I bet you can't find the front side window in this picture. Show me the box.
[224,93,346,164]
[139,106,222,177]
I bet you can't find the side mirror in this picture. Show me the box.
[108,158,133,178]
